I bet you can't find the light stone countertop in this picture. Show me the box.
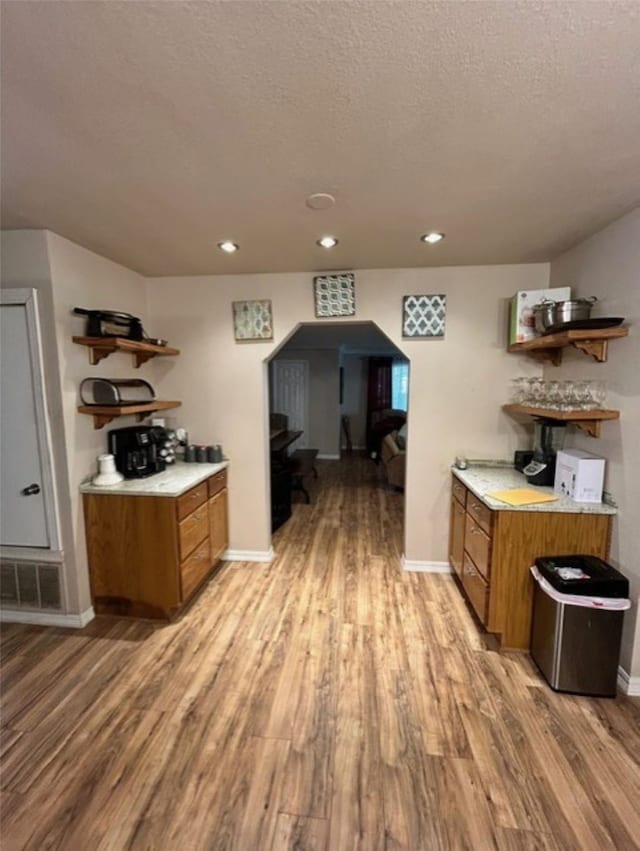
[452,464,616,515]
[80,461,229,498]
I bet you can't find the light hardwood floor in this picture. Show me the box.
[1,456,639,850]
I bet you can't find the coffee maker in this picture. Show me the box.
[108,425,167,478]
[523,419,567,486]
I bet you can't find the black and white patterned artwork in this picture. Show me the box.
[402,294,447,338]
[314,273,356,317]
[232,299,273,341]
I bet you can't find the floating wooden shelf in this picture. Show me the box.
[78,401,182,430]
[508,327,628,365]
[503,404,620,438]
[73,336,180,368]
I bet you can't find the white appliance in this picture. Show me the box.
[509,287,571,344]
[554,449,605,503]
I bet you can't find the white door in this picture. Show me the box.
[0,298,51,547]
[272,360,308,449]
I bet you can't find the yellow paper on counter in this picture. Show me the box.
[486,488,558,506]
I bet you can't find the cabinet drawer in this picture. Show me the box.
[178,504,209,560]
[462,553,488,624]
[464,513,491,580]
[208,469,227,498]
[176,482,208,521]
[452,477,467,508]
[181,538,211,601]
[466,496,493,535]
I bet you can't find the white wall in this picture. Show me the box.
[45,232,155,614]
[549,206,640,677]
[272,348,340,457]
[341,354,369,450]
[147,264,547,560]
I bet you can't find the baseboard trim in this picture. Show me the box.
[223,548,274,563]
[617,666,640,696]
[317,453,340,460]
[401,557,452,574]
[0,607,95,628]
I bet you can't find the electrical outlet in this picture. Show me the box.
[603,490,618,507]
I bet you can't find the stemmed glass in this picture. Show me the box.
[529,378,545,408]
[545,380,562,410]
[586,380,606,410]
[573,380,590,411]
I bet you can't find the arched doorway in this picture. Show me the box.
[265,321,410,547]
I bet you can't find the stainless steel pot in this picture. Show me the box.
[533,297,598,333]
[552,297,598,327]
[533,300,557,334]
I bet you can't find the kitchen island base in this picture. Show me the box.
[449,469,613,650]
[83,467,229,619]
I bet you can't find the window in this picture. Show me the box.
[391,360,409,411]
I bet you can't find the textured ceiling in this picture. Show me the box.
[2,1,640,276]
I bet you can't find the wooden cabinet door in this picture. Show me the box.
[449,496,465,578]
[208,489,229,563]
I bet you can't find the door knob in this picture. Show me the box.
[21,483,41,496]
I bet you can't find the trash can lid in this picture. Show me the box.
[535,555,629,598]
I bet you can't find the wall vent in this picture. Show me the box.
[0,561,62,611]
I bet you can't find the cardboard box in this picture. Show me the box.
[509,287,571,344]
[554,449,606,503]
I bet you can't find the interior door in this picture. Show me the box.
[272,360,308,449]
[0,301,50,547]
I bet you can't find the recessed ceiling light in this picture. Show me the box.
[218,240,239,253]
[317,235,339,249]
[420,232,445,244]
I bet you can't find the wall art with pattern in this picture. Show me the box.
[402,294,447,338]
[314,273,356,318]
[232,299,273,341]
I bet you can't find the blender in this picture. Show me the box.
[524,419,567,486]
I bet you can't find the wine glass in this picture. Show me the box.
[587,380,606,410]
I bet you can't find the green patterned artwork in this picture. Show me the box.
[232,299,273,341]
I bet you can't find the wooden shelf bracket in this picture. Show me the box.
[571,339,609,362]
[78,401,182,429]
[573,420,602,438]
[508,326,628,365]
[73,336,180,368]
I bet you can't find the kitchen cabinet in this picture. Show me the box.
[448,484,466,579]
[448,471,613,650]
[83,469,228,618]
[208,470,229,562]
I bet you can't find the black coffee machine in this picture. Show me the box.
[108,425,167,478]
[523,419,567,486]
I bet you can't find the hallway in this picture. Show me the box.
[1,456,639,850]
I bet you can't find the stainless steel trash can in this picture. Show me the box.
[530,555,630,697]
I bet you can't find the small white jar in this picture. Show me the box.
[92,453,124,486]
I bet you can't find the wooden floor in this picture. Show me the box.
[1,456,639,851]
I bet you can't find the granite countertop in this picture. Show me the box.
[80,461,229,498]
[452,464,616,515]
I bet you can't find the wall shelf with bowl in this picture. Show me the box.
[502,404,620,438]
[78,400,182,430]
[73,336,180,368]
[508,326,628,365]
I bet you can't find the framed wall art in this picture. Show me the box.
[402,294,446,338]
[314,273,355,318]
[232,299,273,341]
